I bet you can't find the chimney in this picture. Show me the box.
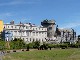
[10,20,14,24]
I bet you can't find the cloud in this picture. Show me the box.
[0,0,40,6]
[20,18,31,21]
[0,12,13,22]
[60,22,80,29]
[0,13,12,17]
[0,1,26,6]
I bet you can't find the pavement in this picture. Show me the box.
[0,51,5,60]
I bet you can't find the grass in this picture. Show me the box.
[3,48,80,60]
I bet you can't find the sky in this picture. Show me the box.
[0,0,80,35]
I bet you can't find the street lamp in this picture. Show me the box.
[5,31,10,50]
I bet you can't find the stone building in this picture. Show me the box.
[56,28,77,44]
[41,19,77,44]
[41,19,57,43]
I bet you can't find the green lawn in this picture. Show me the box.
[3,48,80,60]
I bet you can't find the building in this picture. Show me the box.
[56,28,77,44]
[2,19,77,44]
[0,20,3,32]
[41,19,77,44]
[41,19,57,43]
[0,20,3,40]
[3,20,47,44]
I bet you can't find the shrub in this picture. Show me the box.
[43,43,48,50]
[22,49,24,51]
[48,44,53,48]
[53,44,60,48]
[26,44,29,51]
[7,50,10,53]
[33,41,40,49]
[13,50,16,52]
[40,45,44,50]
[10,38,26,50]
[60,44,68,49]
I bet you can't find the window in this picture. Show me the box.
[12,38,13,40]
[26,38,28,41]
[45,32,46,34]
[33,28,34,30]
[36,32,38,36]
[30,38,31,41]
[45,28,47,31]
[39,28,40,30]
[26,26,28,29]
[36,38,38,41]
[33,32,35,36]
[39,32,41,34]
[11,31,13,33]
[14,31,17,34]
[30,27,32,29]
[23,32,24,35]
[48,27,52,30]
[8,26,9,28]
[36,28,37,30]
[11,26,13,28]
[15,26,16,28]
[33,39,35,42]
[39,39,40,41]
[23,26,24,29]
[23,38,24,40]
[4,26,5,28]
[14,31,17,32]
[27,32,29,36]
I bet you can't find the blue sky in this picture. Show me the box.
[0,0,80,35]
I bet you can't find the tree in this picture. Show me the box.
[0,40,5,50]
[33,41,40,49]
[10,38,26,49]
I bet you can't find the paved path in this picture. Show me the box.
[0,51,4,60]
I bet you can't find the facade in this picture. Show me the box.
[56,28,77,44]
[77,35,80,43]
[41,19,57,43]
[41,19,77,44]
[0,20,3,40]
[3,21,47,44]
[41,19,56,38]
[0,20,3,32]
[2,19,77,44]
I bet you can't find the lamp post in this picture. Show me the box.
[5,32,10,50]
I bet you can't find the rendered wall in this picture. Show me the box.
[0,20,3,32]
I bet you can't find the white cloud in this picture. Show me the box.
[0,13,12,17]
[0,12,13,21]
[0,1,26,6]
[60,22,80,29]
[0,0,40,6]
[19,18,31,23]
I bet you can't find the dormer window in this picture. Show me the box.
[4,26,5,28]
[8,26,9,28]
[11,26,13,28]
